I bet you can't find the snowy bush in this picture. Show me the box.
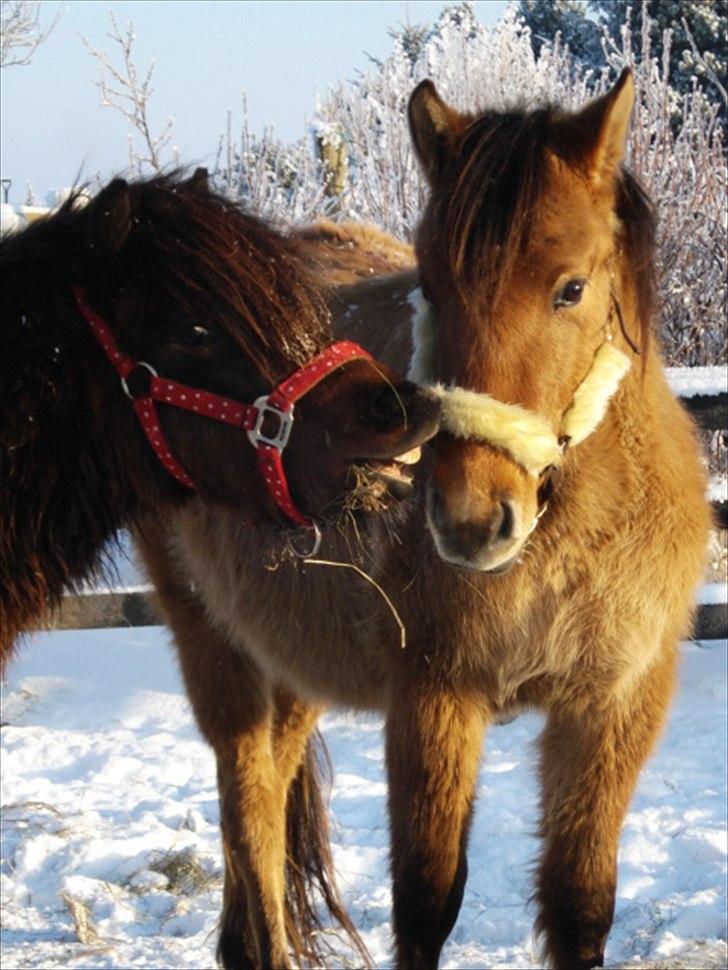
[215,2,726,366]
[211,98,328,223]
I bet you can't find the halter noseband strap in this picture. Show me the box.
[73,286,372,529]
[407,287,632,479]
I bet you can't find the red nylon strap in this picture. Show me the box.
[131,396,196,489]
[268,340,374,409]
[74,288,135,378]
[147,375,257,428]
[74,287,373,528]
[253,341,374,527]
[257,443,310,527]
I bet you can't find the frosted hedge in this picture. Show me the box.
[215,4,726,367]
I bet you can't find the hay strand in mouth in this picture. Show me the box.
[304,557,406,650]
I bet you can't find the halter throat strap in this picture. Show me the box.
[407,287,632,477]
[73,286,372,529]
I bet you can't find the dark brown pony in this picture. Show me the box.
[0,171,439,667]
[136,72,710,969]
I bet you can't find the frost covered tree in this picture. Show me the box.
[597,0,727,101]
[519,0,727,103]
[211,98,328,223]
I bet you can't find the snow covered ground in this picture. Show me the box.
[665,367,727,400]
[1,628,726,970]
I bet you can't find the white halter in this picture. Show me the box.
[407,288,631,477]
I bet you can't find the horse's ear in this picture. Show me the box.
[87,178,132,253]
[408,80,463,183]
[557,69,634,187]
[188,167,209,192]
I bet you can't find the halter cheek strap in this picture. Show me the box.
[73,287,372,528]
[407,287,632,477]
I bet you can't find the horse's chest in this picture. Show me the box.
[179,531,391,706]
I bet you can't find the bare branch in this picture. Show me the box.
[1,0,63,68]
[80,11,174,175]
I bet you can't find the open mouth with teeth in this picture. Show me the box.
[349,446,422,507]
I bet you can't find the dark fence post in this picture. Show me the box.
[681,387,727,642]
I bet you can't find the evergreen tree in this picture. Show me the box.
[595,1,726,101]
[518,0,603,69]
[519,0,727,102]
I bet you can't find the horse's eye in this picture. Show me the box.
[554,279,586,309]
[177,325,210,348]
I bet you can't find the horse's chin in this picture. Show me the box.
[445,553,520,575]
[428,530,525,574]
[344,447,422,512]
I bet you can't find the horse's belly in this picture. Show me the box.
[235,619,388,708]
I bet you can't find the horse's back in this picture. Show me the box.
[296,219,414,288]
[328,270,419,376]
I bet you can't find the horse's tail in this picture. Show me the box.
[284,728,372,969]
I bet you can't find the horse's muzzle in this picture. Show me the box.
[359,380,441,440]
[426,484,525,572]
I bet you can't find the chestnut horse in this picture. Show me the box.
[136,71,710,969]
[0,171,439,667]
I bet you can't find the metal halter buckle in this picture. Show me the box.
[121,361,158,400]
[247,396,294,451]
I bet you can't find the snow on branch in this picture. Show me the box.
[1,0,62,68]
[681,15,727,107]
[81,11,176,176]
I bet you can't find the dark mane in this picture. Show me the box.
[4,173,329,382]
[437,106,656,348]
[124,174,330,380]
[442,109,551,297]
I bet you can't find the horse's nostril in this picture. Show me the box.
[496,500,515,541]
[365,384,409,430]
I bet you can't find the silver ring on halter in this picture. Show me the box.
[121,361,159,400]
[288,521,322,559]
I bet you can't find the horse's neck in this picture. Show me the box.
[2,286,139,644]
[560,339,704,524]
[330,270,418,374]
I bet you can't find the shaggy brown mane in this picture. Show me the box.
[436,106,656,352]
[4,174,329,383]
[123,176,330,379]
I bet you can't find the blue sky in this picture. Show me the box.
[1,0,505,203]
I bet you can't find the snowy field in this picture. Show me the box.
[1,627,726,970]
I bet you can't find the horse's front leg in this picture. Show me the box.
[169,630,291,970]
[134,523,290,969]
[386,684,486,969]
[217,687,324,970]
[216,712,291,970]
[536,650,677,969]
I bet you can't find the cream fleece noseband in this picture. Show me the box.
[407,288,632,478]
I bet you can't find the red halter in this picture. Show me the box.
[73,287,373,528]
